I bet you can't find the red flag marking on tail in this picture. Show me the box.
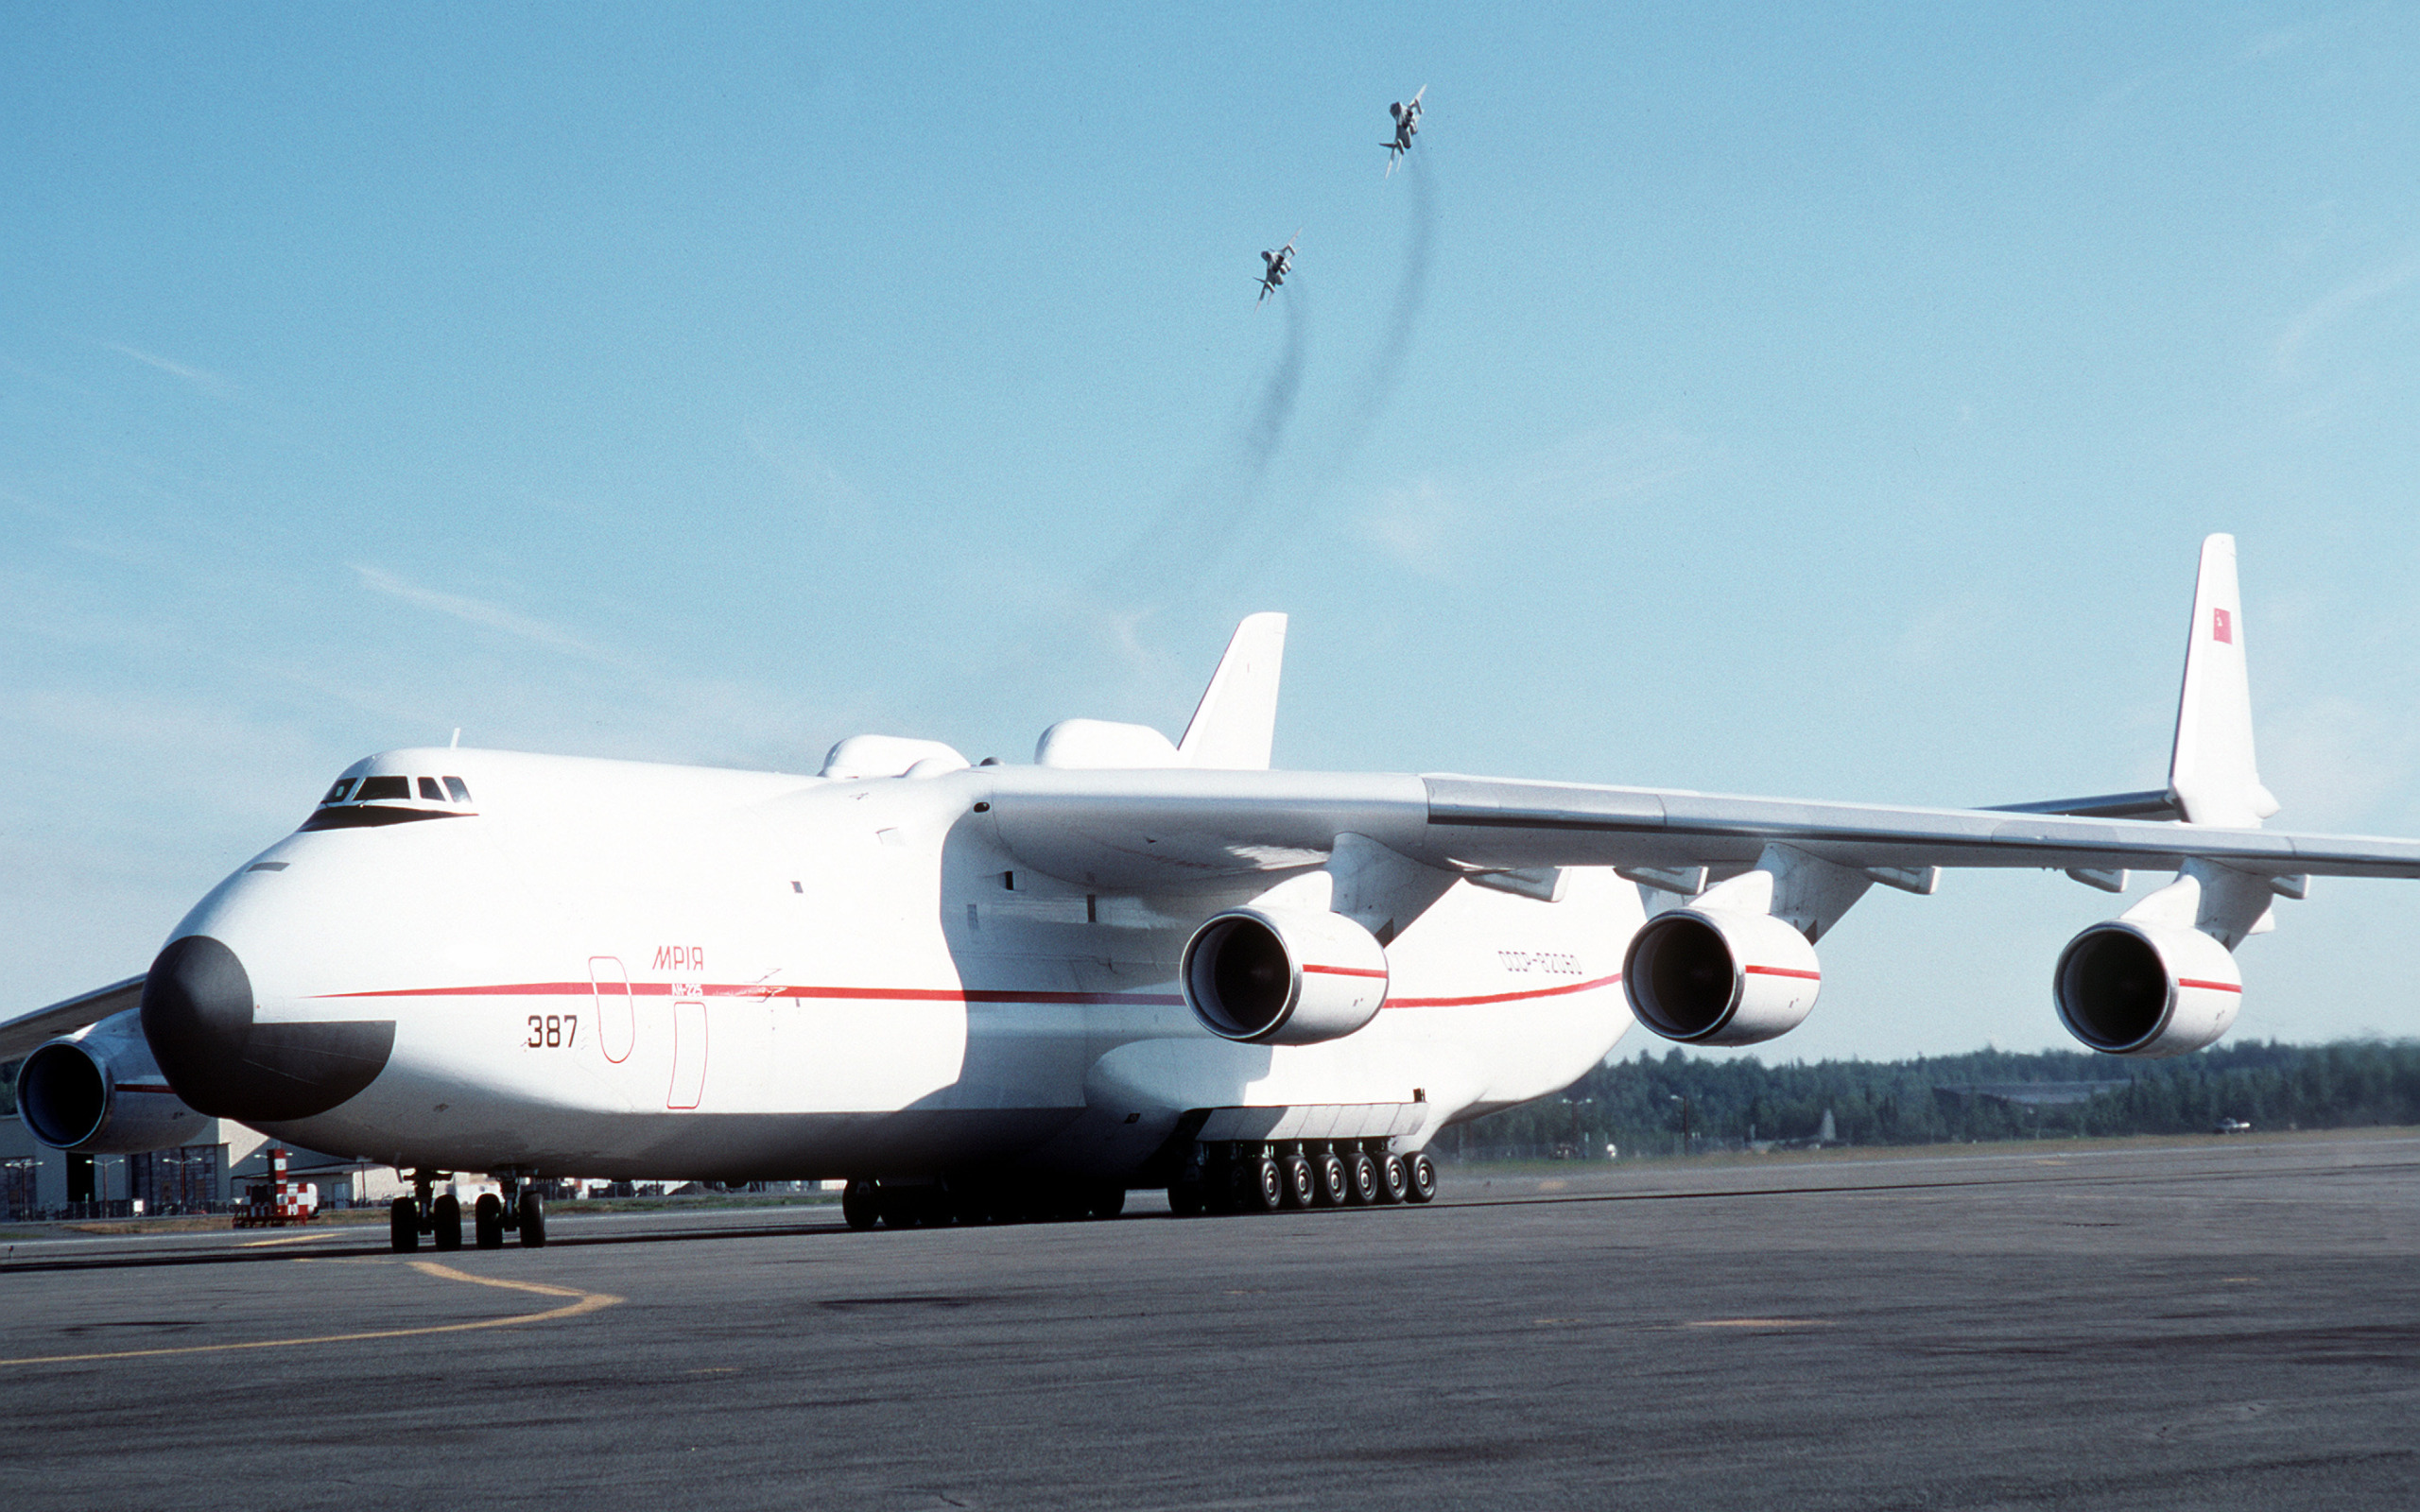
[2213,607,2233,644]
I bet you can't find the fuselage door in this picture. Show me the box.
[591,956,634,1063]
[667,1000,707,1109]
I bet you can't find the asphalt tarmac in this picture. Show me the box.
[4,1133,2416,1510]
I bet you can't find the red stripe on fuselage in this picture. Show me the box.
[314,972,1628,1011]
[1386,971,1622,1008]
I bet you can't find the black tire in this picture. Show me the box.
[1346,1151,1380,1206]
[389,1195,418,1252]
[1253,1157,1287,1212]
[1406,1152,1439,1204]
[474,1194,505,1249]
[1377,1153,1409,1204]
[1281,1155,1316,1210]
[431,1193,463,1249]
[840,1179,879,1230]
[518,1191,546,1248]
[1315,1153,1350,1208]
[1085,1185,1127,1222]
[1167,1174,1206,1217]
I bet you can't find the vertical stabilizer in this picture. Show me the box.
[1178,612,1288,770]
[2168,534,2279,828]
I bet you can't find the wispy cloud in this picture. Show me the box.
[1358,423,1713,576]
[107,343,237,399]
[352,565,603,659]
[2273,256,2420,379]
[1893,594,2003,668]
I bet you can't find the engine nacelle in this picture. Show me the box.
[1621,906,1822,1046]
[18,1008,210,1153]
[2052,919,2241,1057]
[1181,905,1389,1045]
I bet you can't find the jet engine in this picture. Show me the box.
[1181,905,1389,1045]
[1622,907,1822,1046]
[2052,920,2240,1058]
[17,1008,209,1153]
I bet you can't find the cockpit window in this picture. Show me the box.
[417,777,445,801]
[320,779,354,805]
[354,775,410,802]
[442,776,473,803]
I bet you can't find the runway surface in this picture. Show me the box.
[4,1133,2416,1510]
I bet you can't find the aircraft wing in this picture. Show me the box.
[0,975,145,1060]
[984,767,2420,891]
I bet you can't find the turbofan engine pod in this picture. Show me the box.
[1621,906,1822,1046]
[1182,905,1390,1045]
[19,1008,210,1153]
[2052,919,2241,1057]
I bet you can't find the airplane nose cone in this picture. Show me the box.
[142,935,395,1123]
[143,935,254,1066]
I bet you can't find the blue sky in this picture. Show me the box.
[8,5,2418,1058]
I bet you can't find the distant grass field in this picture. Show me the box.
[1440,1124,2420,1177]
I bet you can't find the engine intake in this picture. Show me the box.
[2052,920,2240,1057]
[1622,906,1822,1046]
[19,1008,209,1152]
[1182,905,1389,1045]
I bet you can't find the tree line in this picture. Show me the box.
[1449,1040,2420,1160]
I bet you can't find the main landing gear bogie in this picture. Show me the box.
[389,1172,548,1253]
[1170,1140,1437,1220]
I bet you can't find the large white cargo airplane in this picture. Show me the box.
[8,536,2418,1251]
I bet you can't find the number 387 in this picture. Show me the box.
[527,1014,577,1049]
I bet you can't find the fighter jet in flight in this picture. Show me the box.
[1255,233,1297,305]
[1384,86,1426,174]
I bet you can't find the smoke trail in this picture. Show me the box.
[1097,286,1307,592]
[1234,283,1310,499]
[1311,154,1434,484]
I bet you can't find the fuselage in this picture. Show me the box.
[145,747,1640,1186]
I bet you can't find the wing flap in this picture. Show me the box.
[984,767,2420,891]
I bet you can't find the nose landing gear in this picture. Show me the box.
[388,1170,548,1252]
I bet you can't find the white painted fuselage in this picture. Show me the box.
[185,747,1639,1184]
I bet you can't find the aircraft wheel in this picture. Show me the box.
[1345,1151,1380,1206]
[1406,1152,1439,1204]
[389,1196,419,1251]
[1168,1177,1204,1217]
[1085,1185,1126,1222]
[1376,1154,1409,1204]
[1314,1153,1350,1207]
[518,1191,546,1247]
[840,1179,879,1230]
[474,1194,505,1249]
[1280,1155,1316,1210]
[431,1194,463,1249]
[1252,1158,1287,1212]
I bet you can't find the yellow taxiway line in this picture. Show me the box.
[0,1261,622,1367]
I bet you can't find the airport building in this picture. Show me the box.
[0,1092,403,1219]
